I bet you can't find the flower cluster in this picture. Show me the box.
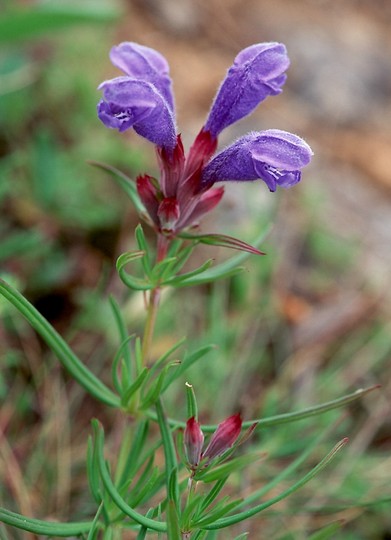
[184,414,242,471]
[98,42,312,236]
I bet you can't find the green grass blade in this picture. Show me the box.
[0,278,120,408]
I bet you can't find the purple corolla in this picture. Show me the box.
[97,41,313,236]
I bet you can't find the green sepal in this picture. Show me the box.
[92,420,167,532]
[121,367,150,409]
[186,382,198,420]
[0,278,120,408]
[89,161,145,214]
[194,452,265,483]
[0,507,93,536]
[116,251,153,291]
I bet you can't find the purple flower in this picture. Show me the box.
[97,41,313,236]
[201,130,313,192]
[204,43,289,138]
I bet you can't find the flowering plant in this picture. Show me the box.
[0,40,377,539]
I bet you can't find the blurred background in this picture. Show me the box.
[1,0,390,538]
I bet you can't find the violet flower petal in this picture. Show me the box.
[110,42,175,111]
[204,43,290,137]
[98,77,177,150]
[201,129,313,192]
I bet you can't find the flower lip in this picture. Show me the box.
[98,77,177,150]
[200,129,313,192]
[109,42,174,111]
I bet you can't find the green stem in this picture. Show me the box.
[141,235,169,364]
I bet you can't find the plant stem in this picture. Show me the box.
[141,234,170,364]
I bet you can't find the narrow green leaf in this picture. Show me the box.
[163,345,215,388]
[109,296,133,383]
[186,382,198,420]
[87,502,104,540]
[197,477,229,516]
[193,498,242,528]
[148,337,186,379]
[89,160,145,214]
[195,452,265,483]
[135,225,153,278]
[173,225,272,287]
[0,508,93,536]
[233,533,249,540]
[116,251,153,291]
[121,367,150,408]
[155,385,380,433]
[166,500,181,540]
[92,420,167,532]
[140,364,176,409]
[136,508,157,540]
[117,420,150,490]
[179,232,265,255]
[308,521,344,540]
[87,436,102,505]
[204,438,349,529]
[0,278,120,408]
[111,336,135,395]
[155,399,177,483]
[168,467,180,514]
[165,259,214,286]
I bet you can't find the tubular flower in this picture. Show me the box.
[98,41,313,236]
[184,414,243,471]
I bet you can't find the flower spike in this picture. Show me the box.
[98,41,313,235]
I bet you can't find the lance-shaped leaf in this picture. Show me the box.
[179,232,265,255]
[88,160,145,214]
[116,250,154,290]
[204,438,349,530]
[0,278,120,408]
[93,420,167,532]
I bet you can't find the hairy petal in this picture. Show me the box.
[98,77,177,150]
[205,43,290,137]
[201,129,313,192]
[109,42,175,111]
